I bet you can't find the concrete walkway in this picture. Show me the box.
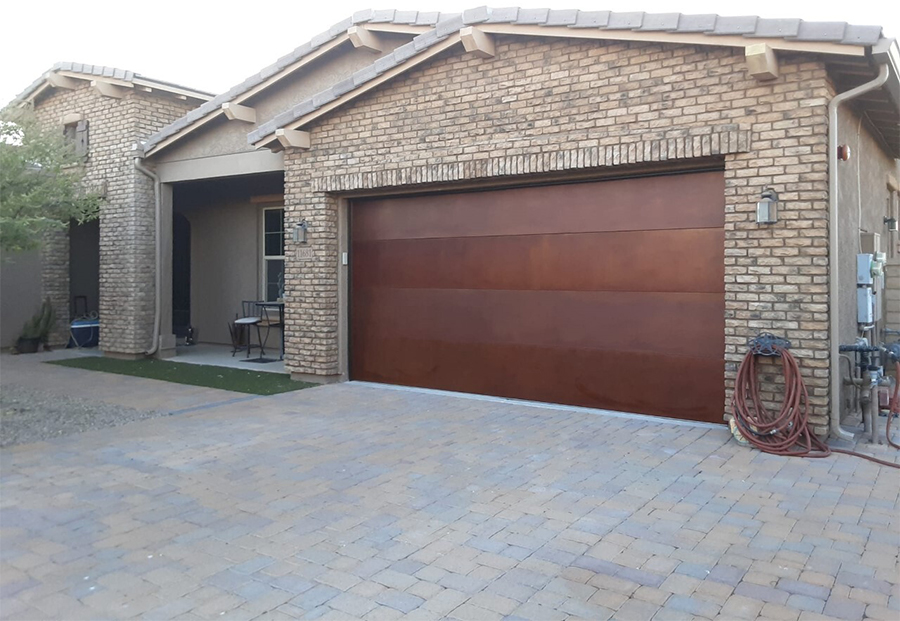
[1,358,898,620]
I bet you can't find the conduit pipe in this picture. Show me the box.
[134,157,162,356]
[828,63,889,441]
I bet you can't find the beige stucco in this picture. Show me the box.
[152,34,415,165]
[835,105,900,414]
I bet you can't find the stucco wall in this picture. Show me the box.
[154,34,416,163]
[835,107,899,416]
[179,200,260,345]
[281,36,837,431]
[0,249,42,348]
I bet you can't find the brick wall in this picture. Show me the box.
[31,84,195,353]
[282,36,837,430]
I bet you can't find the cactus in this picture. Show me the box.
[19,298,56,343]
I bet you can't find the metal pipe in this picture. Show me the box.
[828,63,890,441]
[134,157,162,356]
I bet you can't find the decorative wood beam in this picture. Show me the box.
[460,26,496,59]
[46,72,79,90]
[745,44,779,81]
[222,102,257,124]
[91,80,130,99]
[275,128,311,149]
[348,25,384,54]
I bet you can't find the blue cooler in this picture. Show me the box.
[69,319,100,348]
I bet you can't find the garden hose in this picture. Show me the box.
[731,344,900,469]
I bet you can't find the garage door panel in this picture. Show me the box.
[352,228,724,294]
[352,337,724,423]
[351,171,725,423]
[352,287,724,360]
[353,171,725,242]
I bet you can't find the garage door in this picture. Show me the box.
[350,170,725,423]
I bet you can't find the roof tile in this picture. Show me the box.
[637,13,681,31]
[352,9,374,23]
[751,18,801,38]
[607,12,645,30]
[675,14,717,33]
[414,11,441,25]
[485,7,518,23]
[712,16,759,35]
[516,8,550,25]
[546,9,579,26]
[841,24,883,45]
[370,9,397,23]
[571,10,610,28]
[795,21,847,41]
[393,10,419,24]
[463,6,491,23]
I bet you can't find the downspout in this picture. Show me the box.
[828,62,889,440]
[134,155,162,356]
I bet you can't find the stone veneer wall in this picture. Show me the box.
[281,37,837,431]
[31,84,195,352]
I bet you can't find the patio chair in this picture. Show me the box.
[233,300,266,359]
[256,303,285,360]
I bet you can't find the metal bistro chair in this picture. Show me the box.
[231,300,266,359]
[256,302,285,360]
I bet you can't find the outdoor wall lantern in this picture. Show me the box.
[756,188,779,225]
[293,220,309,244]
[886,216,899,232]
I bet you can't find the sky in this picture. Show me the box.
[2,1,898,107]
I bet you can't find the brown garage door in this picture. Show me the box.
[350,170,725,423]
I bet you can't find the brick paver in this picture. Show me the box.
[1,372,898,620]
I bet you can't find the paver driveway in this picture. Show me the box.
[1,379,898,620]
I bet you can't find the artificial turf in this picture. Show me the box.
[48,357,314,395]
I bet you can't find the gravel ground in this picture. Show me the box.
[0,384,167,447]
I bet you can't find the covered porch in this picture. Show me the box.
[168,171,286,368]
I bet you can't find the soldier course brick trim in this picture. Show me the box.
[310,127,752,193]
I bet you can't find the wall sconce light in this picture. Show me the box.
[293,220,309,244]
[886,216,899,232]
[756,188,779,224]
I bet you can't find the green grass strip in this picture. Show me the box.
[48,357,314,395]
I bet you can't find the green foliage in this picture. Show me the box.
[19,298,56,342]
[0,106,101,253]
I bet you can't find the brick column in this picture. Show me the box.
[98,170,157,356]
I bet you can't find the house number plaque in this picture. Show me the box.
[297,247,314,260]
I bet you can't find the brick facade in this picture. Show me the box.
[31,84,195,353]
[282,37,835,430]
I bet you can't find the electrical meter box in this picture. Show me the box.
[857,253,874,285]
[858,288,875,323]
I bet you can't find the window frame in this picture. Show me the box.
[260,206,286,302]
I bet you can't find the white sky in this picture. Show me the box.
[3,1,898,106]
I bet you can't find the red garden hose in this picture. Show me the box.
[888,361,900,450]
[731,344,900,469]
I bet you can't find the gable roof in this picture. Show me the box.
[142,9,462,157]
[11,62,214,107]
[249,7,896,150]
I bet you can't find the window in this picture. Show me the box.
[262,207,285,302]
[63,120,89,159]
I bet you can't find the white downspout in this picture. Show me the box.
[134,157,162,356]
[828,63,890,440]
